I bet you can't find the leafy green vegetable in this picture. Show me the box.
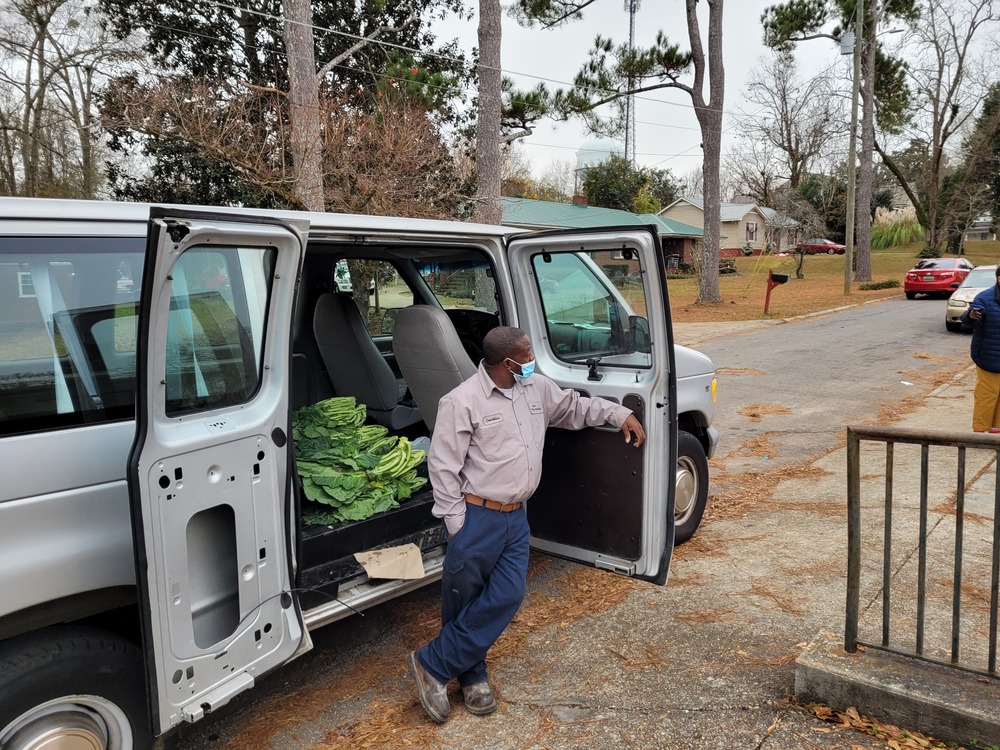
[292,396,428,525]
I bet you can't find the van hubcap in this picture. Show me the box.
[675,455,699,526]
[0,698,131,750]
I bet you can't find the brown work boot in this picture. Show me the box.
[461,681,497,716]
[406,651,450,723]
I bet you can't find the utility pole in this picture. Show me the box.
[624,0,640,164]
[843,0,863,296]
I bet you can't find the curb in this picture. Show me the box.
[796,632,1000,747]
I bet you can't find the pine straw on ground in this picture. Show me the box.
[706,361,969,526]
[912,351,953,363]
[490,565,637,661]
[724,432,782,460]
[745,578,805,616]
[791,699,960,749]
[737,404,793,422]
[224,564,638,750]
[706,464,831,522]
[716,367,765,376]
[931,578,995,613]
[874,363,968,424]
[606,644,669,669]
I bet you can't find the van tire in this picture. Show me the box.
[0,626,158,750]
[674,431,709,545]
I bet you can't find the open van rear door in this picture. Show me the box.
[506,227,676,584]
[128,209,308,735]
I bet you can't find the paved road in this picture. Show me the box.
[694,298,970,474]
[175,296,978,750]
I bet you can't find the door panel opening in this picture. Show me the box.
[187,504,240,648]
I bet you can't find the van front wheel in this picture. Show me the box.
[0,626,156,750]
[674,431,709,545]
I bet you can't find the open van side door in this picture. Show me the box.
[506,226,676,584]
[128,209,309,735]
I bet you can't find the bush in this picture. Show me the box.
[870,219,924,249]
[859,278,901,291]
[917,246,942,258]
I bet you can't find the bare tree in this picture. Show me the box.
[0,0,132,197]
[878,0,1000,251]
[103,80,467,216]
[748,53,842,191]
[724,136,783,206]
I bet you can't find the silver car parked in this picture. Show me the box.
[946,265,996,332]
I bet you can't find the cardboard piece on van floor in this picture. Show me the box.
[354,544,424,580]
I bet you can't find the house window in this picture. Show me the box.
[610,250,626,259]
[17,271,35,298]
[746,222,758,242]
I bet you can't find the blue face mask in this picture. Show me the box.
[507,358,535,382]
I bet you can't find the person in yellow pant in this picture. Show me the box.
[962,265,1000,432]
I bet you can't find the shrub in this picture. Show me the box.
[859,278,901,291]
[870,218,924,249]
[917,246,942,259]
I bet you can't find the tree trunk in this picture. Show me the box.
[282,0,325,212]
[855,1,877,282]
[474,0,502,225]
[692,0,724,305]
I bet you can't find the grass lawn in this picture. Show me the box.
[669,241,1000,323]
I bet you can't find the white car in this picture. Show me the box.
[946,265,996,332]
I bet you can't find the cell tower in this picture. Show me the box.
[624,0,640,164]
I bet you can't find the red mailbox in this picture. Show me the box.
[764,270,788,314]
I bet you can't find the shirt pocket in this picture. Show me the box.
[477,413,518,462]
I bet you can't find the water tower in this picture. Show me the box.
[574,139,624,193]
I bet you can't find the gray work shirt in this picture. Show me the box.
[427,363,633,535]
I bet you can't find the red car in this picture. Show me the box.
[795,238,846,255]
[904,257,975,299]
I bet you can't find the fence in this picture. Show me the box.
[846,426,1000,678]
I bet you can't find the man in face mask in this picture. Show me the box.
[406,326,645,723]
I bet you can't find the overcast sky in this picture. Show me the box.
[435,0,851,184]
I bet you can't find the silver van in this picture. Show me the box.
[0,198,717,749]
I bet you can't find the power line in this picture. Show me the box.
[202,0,763,121]
[127,15,751,139]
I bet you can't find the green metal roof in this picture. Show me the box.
[501,197,703,237]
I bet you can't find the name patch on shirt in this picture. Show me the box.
[528,402,544,415]
[483,413,504,426]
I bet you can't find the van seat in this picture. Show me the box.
[313,293,420,429]
[393,305,477,432]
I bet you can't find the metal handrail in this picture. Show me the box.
[846,426,1000,678]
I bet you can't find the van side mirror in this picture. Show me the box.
[629,315,651,353]
[381,308,398,334]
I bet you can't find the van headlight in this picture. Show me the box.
[711,377,717,404]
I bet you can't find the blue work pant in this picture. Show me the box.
[418,503,530,686]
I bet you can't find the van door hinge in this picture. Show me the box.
[181,672,254,722]
[594,558,636,576]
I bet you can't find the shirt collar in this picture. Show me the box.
[476,361,534,399]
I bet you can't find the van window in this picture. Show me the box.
[335,259,413,337]
[0,236,144,436]
[415,259,497,313]
[532,251,652,368]
[164,246,275,416]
